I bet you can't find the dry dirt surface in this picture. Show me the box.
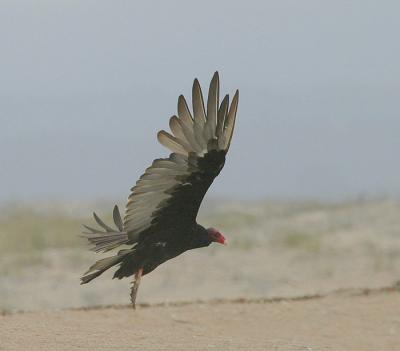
[1,289,399,351]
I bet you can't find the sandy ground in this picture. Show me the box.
[1,288,399,351]
[1,200,400,350]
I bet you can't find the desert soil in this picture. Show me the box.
[1,289,399,351]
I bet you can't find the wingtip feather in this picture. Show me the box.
[157,130,187,155]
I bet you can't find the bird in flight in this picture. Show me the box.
[81,72,239,308]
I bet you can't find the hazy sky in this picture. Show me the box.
[1,0,400,202]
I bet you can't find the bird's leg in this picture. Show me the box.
[130,267,143,309]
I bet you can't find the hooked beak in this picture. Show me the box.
[217,234,227,246]
[208,228,227,246]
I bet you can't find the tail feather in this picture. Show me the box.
[81,205,129,252]
[81,205,139,284]
[81,256,121,284]
[81,249,135,284]
[80,270,105,284]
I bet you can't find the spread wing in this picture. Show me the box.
[123,72,239,244]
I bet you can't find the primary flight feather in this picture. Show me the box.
[81,72,239,308]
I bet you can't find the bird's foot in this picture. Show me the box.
[130,267,143,309]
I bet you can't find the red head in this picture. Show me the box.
[207,227,227,245]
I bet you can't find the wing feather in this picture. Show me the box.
[177,96,203,152]
[216,94,229,137]
[157,130,187,155]
[169,116,194,152]
[204,72,219,141]
[223,90,239,151]
[192,79,207,149]
[122,72,238,242]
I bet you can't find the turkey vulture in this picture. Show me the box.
[81,72,239,308]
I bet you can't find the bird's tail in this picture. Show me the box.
[80,248,135,284]
[81,205,129,253]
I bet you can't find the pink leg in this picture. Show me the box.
[130,267,143,309]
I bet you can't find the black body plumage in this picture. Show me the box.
[113,224,212,280]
